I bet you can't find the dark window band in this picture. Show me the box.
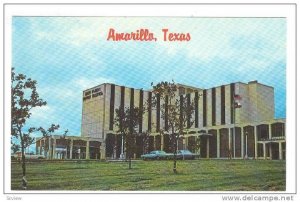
[230,83,235,124]
[180,95,183,128]
[221,85,225,125]
[139,90,143,133]
[187,94,191,128]
[120,86,125,130]
[195,92,199,128]
[165,95,168,131]
[109,84,115,130]
[203,90,207,127]
[148,92,152,132]
[156,94,160,132]
[212,88,216,126]
[130,88,134,132]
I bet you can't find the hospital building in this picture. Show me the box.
[36,80,285,160]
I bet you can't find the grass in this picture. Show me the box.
[11,159,285,191]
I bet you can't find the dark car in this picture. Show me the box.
[176,150,196,160]
[141,150,172,160]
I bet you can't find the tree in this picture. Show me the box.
[141,131,151,154]
[151,81,195,173]
[114,106,144,169]
[11,68,61,189]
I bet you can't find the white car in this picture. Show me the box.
[12,152,45,160]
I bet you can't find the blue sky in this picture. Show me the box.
[12,17,286,138]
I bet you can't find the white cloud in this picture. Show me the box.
[30,105,54,121]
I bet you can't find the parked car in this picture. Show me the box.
[141,150,172,160]
[176,150,197,160]
[24,153,46,160]
[13,152,45,160]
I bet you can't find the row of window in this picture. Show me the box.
[256,123,285,140]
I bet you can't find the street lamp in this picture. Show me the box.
[78,148,81,159]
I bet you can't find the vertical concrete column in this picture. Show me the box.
[48,136,51,159]
[269,124,272,139]
[86,140,90,160]
[36,141,39,154]
[100,143,106,160]
[39,139,42,155]
[40,140,43,155]
[217,130,220,158]
[241,127,244,158]
[206,137,210,159]
[69,139,73,159]
[52,138,56,160]
[279,142,283,160]
[245,133,248,159]
[160,135,164,151]
[263,143,266,159]
[254,125,258,159]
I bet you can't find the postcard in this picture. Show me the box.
[2,2,297,202]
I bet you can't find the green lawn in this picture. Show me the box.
[11,159,285,191]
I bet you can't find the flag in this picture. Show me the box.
[234,102,242,108]
[234,94,242,100]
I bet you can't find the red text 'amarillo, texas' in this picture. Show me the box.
[106,28,191,42]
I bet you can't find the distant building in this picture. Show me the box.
[80,80,285,160]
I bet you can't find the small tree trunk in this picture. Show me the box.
[127,136,132,169]
[20,140,27,189]
[129,157,132,169]
[173,134,177,174]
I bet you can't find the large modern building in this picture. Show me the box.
[80,80,285,160]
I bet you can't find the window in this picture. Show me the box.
[92,92,103,98]
[257,124,269,140]
[83,95,91,101]
[271,123,285,137]
[92,88,101,93]
[179,87,186,95]
[84,91,91,96]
